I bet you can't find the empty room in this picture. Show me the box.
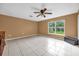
[0,3,79,56]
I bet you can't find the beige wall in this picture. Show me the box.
[0,15,38,39]
[38,13,78,38]
[0,13,78,39]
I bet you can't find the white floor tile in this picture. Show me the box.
[3,36,79,56]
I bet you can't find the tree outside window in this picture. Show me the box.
[48,20,65,35]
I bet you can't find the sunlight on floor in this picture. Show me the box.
[47,38,64,55]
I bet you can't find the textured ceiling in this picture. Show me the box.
[0,3,79,21]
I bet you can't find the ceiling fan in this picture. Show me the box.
[32,4,52,18]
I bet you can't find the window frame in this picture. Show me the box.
[48,20,65,36]
[48,21,56,33]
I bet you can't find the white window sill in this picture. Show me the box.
[48,33,65,36]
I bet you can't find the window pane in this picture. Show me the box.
[56,20,64,34]
[49,28,55,33]
[56,27,64,34]
[49,22,55,27]
[56,20,64,27]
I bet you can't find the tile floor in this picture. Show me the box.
[2,36,79,56]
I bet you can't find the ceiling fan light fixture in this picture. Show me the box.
[32,5,52,18]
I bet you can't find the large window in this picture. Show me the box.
[48,20,65,35]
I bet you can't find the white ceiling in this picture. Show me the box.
[0,3,79,21]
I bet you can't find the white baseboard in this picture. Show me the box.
[6,34,38,41]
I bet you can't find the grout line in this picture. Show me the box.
[23,41,38,56]
[15,42,24,56]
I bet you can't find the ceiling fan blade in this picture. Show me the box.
[45,12,52,14]
[43,14,46,18]
[33,12,40,13]
[36,14,41,17]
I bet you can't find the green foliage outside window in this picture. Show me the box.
[48,20,64,35]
